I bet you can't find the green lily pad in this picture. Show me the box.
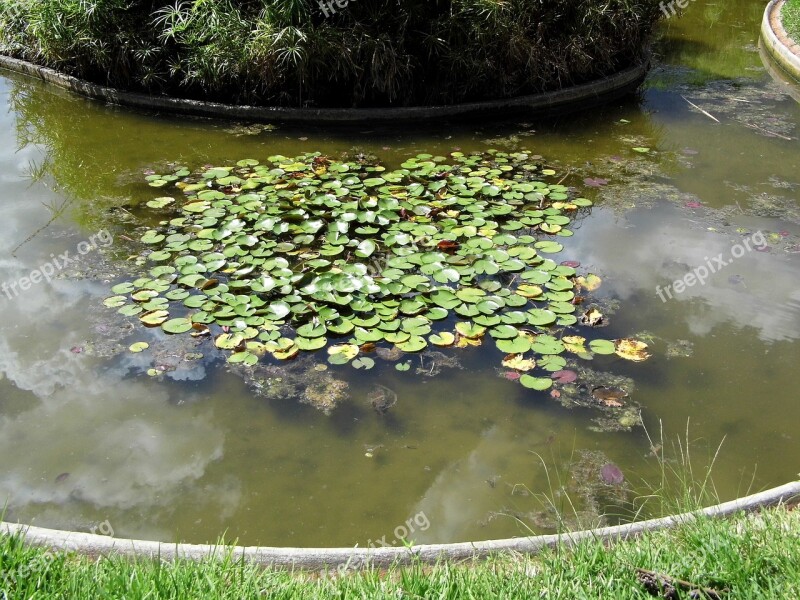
[456,288,486,304]
[589,339,616,355]
[396,335,427,352]
[495,335,532,354]
[534,241,563,254]
[429,332,456,346]
[430,290,460,309]
[295,336,327,351]
[530,335,565,355]
[139,310,169,326]
[489,325,519,340]
[527,309,557,326]
[162,318,193,334]
[141,230,165,244]
[519,375,553,390]
[103,295,127,308]
[296,322,327,338]
[228,351,259,366]
[538,355,567,371]
[111,282,136,295]
[455,322,486,339]
[352,357,375,370]
[146,197,175,209]
[118,304,143,317]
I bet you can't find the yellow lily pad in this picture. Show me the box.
[614,338,651,362]
[501,354,536,371]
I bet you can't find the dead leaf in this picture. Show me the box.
[501,354,536,371]
[563,335,587,354]
[455,336,482,348]
[592,386,628,406]
[615,338,651,362]
[580,307,604,327]
[576,273,602,291]
[437,240,460,252]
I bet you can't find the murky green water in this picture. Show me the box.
[0,0,798,547]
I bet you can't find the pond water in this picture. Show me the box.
[0,0,798,548]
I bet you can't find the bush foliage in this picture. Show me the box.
[0,0,664,107]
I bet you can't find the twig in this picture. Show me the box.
[556,168,572,186]
[742,121,794,141]
[636,568,724,600]
[681,95,721,123]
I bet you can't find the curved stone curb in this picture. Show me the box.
[759,43,800,102]
[2,481,798,570]
[0,54,647,124]
[762,0,800,84]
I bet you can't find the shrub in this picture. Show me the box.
[0,0,664,107]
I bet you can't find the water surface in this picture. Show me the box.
[0,0,798,547]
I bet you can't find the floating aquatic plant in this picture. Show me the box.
[106,150,649,392]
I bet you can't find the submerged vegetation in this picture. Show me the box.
[0,0,664,107]
[105,150,650,418]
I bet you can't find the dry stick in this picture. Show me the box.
[636,568,724,600]
[742,121,794,141]
[681,95,721,123]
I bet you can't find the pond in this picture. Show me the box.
[0,0,798,548]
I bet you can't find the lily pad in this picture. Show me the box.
[614,338,651,362]
[429,332,456,347]
[589,339,616,355]
[396,335,427,352]
[519,375,553,391]
[139,310,169,326]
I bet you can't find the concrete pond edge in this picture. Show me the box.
[762,0,800,84]
[2,481,799,570]
[0,54,647,124]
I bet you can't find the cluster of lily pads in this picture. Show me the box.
[105,150,649,392]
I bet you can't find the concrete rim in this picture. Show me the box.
[0,54,648,124]
[2,481,799,570]
[761,0,800,84]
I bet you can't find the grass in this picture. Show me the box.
[784,0,800,44]
[2,507,800,598]
[0,0,666,108]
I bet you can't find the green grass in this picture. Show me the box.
[2,507,800,598]
[784,0,800,43]
[0,0,665,108]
